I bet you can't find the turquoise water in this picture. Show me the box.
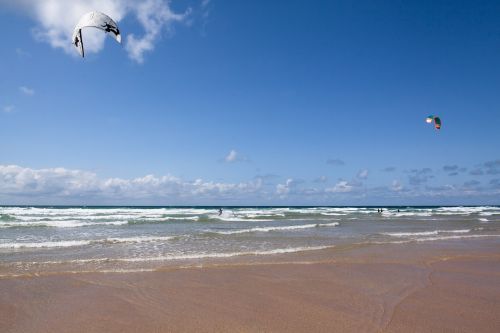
[0,206,499,275]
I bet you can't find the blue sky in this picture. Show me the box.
[0,0,499,205]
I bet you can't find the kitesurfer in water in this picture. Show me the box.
[218,208,223,216]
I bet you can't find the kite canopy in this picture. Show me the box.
[72,11,121,57]
[426,115,441,130]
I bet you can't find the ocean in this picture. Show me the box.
[1,206,499,276]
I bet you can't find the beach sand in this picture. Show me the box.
[1,239,500,333]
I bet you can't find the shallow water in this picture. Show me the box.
[0,206,499,275]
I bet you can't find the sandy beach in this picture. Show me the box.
[1,238,499,333]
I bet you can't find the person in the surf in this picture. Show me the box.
[218,208,223,216]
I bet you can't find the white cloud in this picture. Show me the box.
[313,175,328,183]
[357,169,368,179]
[126,0,189,63]
[0,164,497,204]
[326,158,345,166]
[200,0,211,21]
[325,180,352,193]
[2,105,14,113]
[224,149,248,163]
[225,149,238,162]
[4,0,189,63]
[0,165,98,196]
[15,48,31,58]
[0,164,263,203]
[391,180,403,192]
[276,178,294,197]
[19,86,35,96]
[324,170,368,195]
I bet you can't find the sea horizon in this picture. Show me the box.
[1,204,498,208]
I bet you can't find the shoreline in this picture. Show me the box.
[1,238,500,332]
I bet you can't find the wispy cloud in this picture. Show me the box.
[201,0,211,19]
[468,160,500,176]
[126,0,190,63]
[199,0,212,35]
[224,149,248,163]
[274,178,307,198]
[325,180,353,193]
[2,105,14,113]
[15,48,31,58]
[469,168,484,176]
[276,178,295,197]
[484,160,500,175]
[490,179,500,189]
[356,169,368,180]
[323,169,368,194]
[313,175,328,183]
[408,168,433,186]
[463,180,481,189]
[391,180,403,191]
[443,165,458,172]
[19,86,35,96]
[3,0,190,63]
[326,158,345,166]
[443,165,467,177]
[225,149,238,162]
[254,174,280,185]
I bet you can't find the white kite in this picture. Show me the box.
[72,11,121,57]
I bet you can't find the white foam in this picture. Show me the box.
[384,229,471,237]
[212,216,272,222]
[13,214,139,221]
[0,220,128,228]
[0,207,211,220]
[415,234,500,242]
[8,245,334,266]
[244,213,286,218]
[213,222,340,235]
[0,235,175,250]
[116,245,334,262]
[479,212,497,216]
[0,240,91,249]
[43,220,91,228]
[7,212,200,222]
[104,236,175,243]
[382,211,432,217]
[435,206,499,215]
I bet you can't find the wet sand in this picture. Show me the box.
[1,239,500,333]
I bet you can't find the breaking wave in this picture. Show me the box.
[212,222,340,235]
[0,235,175,250]
[383,229,471,237]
